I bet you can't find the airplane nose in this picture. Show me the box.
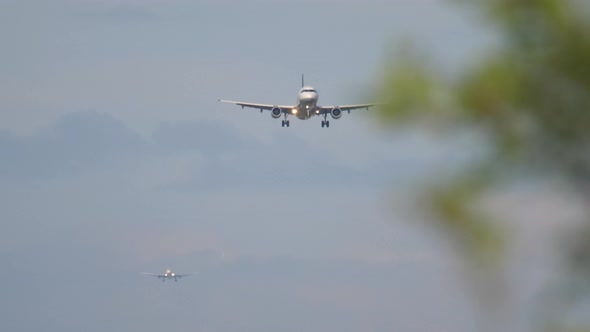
[300,93,317,102]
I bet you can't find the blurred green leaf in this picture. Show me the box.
[377,0,590,329]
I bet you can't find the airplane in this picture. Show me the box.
[218,75,375,128]
[141,269,196,282]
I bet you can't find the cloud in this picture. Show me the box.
[151,120,260,155]
[127,227,227,263]
[0,111,145,180]
[151,117,389,192]
[0,111,401,191]
[1,243,472,332]
[87,3,159,22]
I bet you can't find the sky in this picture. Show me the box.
[0,1,580,331]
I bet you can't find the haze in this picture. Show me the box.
[0,1,531,331]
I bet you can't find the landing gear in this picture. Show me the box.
[321,114,330,128]
[281,114,290,127]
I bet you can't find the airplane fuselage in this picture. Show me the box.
[294,86,319,120]
[163,269,174,277]
[218,75,374,128]
[160,269,178,281]
[142,268,194,282]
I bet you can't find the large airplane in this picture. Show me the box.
[141,269,196,282]
[219,75,374,128]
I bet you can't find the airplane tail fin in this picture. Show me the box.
[301,74,304,88]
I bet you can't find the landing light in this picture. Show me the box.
[315,110,320,114]
[291,109,298,115]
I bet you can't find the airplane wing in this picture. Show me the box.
[317,104,375,114]
[218,100,294,113]
[175,272,198,278]
[140,272,163,278]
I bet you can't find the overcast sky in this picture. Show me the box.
[0,1,576,331]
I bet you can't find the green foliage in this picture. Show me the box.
[427,167,505,266]
[377,0,590,330]
[376,57,441,121]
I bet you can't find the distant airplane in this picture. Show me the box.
[141,269,196,282]
[219,75,375,128]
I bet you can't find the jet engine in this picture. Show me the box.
[330,107,342,119]
[271,107,282,119]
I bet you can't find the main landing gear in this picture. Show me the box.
[281,113,290,127]
[321,114,330,128]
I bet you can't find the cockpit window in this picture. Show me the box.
[302,89,316,93]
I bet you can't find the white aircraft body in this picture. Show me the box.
[141,269,196,282]
[219,75,374,128]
